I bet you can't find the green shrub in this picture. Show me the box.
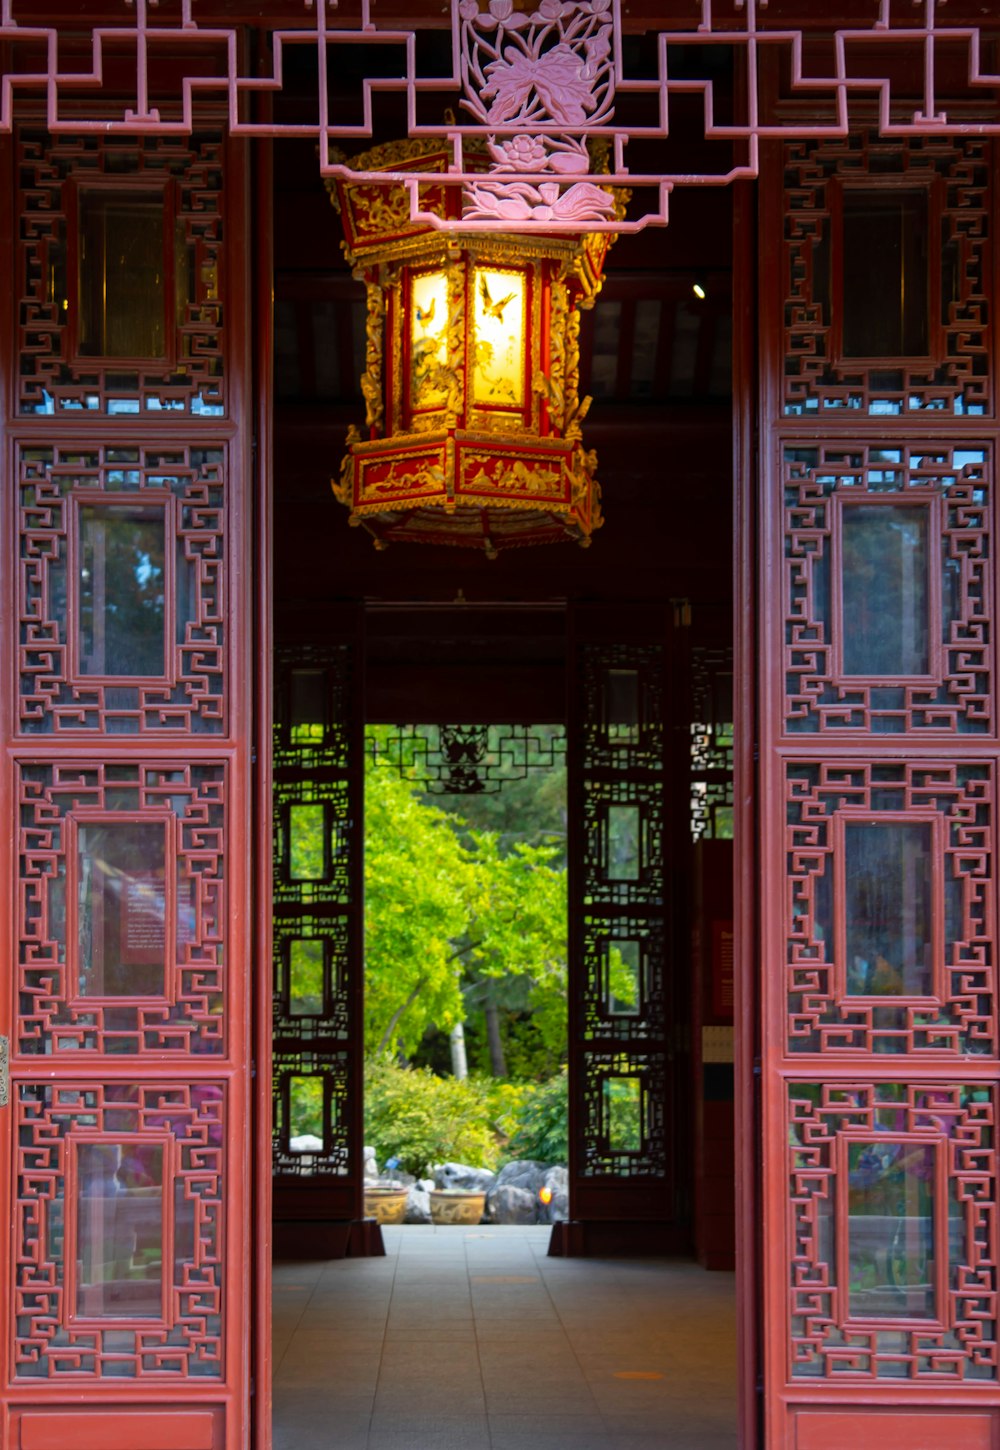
[503,1070,569,1165]
[364,1056,523,1177]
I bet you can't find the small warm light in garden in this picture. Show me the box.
[539,1185,553,1205]
[692,280,707,300]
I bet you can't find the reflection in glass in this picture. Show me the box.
[78,821,167,997]
[289,939,324,1017]
[79,505,166,676]
[409,270,449,411]
[76,1141,164,1319]
[842,190,929,358]
[607,939,641,1016]
[844,822,933,996]
[848,1138,935,1319]
[606,805,640,880]
[472,267,526,408]
[289,804,326,881]
[842,505,929,676]
[79,191,167,358]
[604,1076,642,1153]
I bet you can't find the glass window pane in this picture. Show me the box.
[845,822,933,997]
[605,668,639,744]
[290,669,326,747]
[78,821,167,997]
[847,1139,935,1319]
[842,190,929,358]
[289,939,324,1017]
[288,804,326,881]
[76,1141,164,1319]
[79,505,166,676]
[604,1076,642,1153]
[79,191,167,358]
[607,939,641,1017]
[289,1076,323,1145]
[841,505,929,676]
[606,805,640,880]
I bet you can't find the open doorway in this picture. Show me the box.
[362,723,570,1230]
[268,90,738,1443]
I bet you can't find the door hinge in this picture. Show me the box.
[0,1035,8,1106]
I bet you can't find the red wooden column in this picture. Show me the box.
[0,119,254,1450]
[758,128,1000,1447]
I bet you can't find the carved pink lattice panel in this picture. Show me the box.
[18,443,226,735]
[18,761,226,1056]
[783,134,991,417]
[786,761,994,1056]
[18,129,224,416]
[788,1081,997,1381]
[14,1080,224,1380]
[784,443,991,734]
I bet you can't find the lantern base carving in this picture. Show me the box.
[335,427,601,557]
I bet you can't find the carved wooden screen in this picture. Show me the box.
[760,130,1000,1448]
[271,624,365,1257]
[0,124,251,1450]
[565,606,681,1247]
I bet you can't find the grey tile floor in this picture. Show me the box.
[273,1225,737,1450]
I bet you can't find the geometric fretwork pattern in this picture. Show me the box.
[17,761,225,1056]
[784,444,991,734]
[273,644,352,770]
[788,1082,997,1381]
[17,129,224,417]
[581,914,665,1045]
[18,443,226,735]
[786,761,994,1056]
[272,1051,350,1176]
[272,915,350,1043]
[273,636,360,1194]
[581,779,665,909]
[272,776,353,910]
[783,134,991,418]
[14,1081,224,1380]
[579,643,664,774]
[580,1051,668,1178]
[572,634,669,1195]
[690,644,733,840]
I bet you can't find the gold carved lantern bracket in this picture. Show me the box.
[327,139,624,558]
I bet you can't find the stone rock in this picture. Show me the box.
[434,1162,497,1194]
[289,1134,324,1154]
[363,1146,379,1182]
[487,1184,538,1225]
[539,1165,569,1224]
[404,1179,434,1224]
[494,1160,546,1195]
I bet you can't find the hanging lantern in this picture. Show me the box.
[327,140,622,557]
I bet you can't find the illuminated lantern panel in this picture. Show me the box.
[328,141,621,557]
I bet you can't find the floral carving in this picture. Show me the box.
[459,0,616,225]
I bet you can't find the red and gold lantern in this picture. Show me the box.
[328,140,621,557]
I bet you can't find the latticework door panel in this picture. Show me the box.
[760,128,1000,1446]
[1,122,250,1450]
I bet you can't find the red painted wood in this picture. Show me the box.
[18,1409,220,1450]
[794,1409,997,1450]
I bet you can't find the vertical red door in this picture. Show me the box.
[759,127,1000,1446]
[0,120,254,1450]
